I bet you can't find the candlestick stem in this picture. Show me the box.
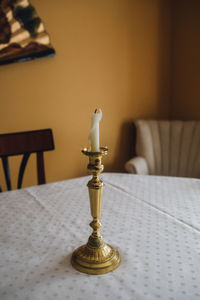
[71,147,120,275]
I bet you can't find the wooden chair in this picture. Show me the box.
[0,129,54,191]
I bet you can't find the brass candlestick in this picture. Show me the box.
[71,147,120,275]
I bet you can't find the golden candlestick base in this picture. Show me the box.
[71,147,120,275]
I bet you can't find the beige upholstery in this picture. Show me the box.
[125,120,200,178]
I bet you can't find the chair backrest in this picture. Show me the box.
[135,120,200,178]
[0,129,54,191]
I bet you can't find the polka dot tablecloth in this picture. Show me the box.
[0,173,200,300]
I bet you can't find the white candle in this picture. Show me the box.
[89,109,102,152]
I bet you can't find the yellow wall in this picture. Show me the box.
[0,0,171,189]
[171,0,200,120]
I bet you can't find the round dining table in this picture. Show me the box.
[0,173,200,300]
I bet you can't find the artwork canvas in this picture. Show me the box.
[0,0,55,65]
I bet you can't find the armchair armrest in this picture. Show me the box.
[125,156,149,175]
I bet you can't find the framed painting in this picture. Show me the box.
[0,0,55,65]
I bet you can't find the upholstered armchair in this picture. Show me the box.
[125,120,200,178]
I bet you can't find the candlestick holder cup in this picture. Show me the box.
[71,147,120,275]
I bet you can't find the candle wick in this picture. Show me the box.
[94,109,99,114]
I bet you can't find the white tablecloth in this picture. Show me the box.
[0,173,200,300]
